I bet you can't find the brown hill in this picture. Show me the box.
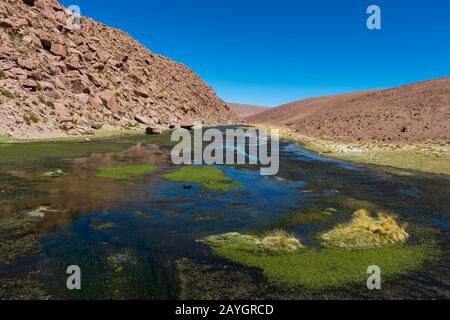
[228,103,270,119]
[247,78,450,143]
[0,0,238,139]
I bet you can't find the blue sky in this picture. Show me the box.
[61,0,450,106]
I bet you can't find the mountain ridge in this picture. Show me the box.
[246,77,450,143]
[0,0,239,139]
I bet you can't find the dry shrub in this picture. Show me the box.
[259,230,303,252]
[321,209,409,249]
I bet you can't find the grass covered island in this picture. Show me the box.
[162,166,241,192]
[200,210,438,289]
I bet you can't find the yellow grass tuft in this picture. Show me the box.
[259,229,303,252]
[321,209,409,249]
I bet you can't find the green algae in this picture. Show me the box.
[200,232,437,289]
[162,166,241,193]
[96,164,158,181]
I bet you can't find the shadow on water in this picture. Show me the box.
[0,129,449,299]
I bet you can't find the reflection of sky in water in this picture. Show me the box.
[399,188,421,198]
[425,220,450,230]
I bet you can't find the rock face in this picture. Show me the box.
[0,0,238,139]
[247,77,450,143]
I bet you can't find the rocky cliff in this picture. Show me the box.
[0,0,238,139]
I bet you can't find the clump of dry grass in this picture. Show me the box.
[259,230,303,252]
[321,209,409,249]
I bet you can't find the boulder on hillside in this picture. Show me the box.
[146,126,162,135]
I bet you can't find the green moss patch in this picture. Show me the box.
[163,166,241,192]
[201,232,436,289]
[96,164,157,181]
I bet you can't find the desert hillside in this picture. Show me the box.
[247,78,450,143]
[228,103,269,119]
[0,0,238,139]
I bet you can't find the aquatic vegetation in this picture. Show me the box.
[271,208,337,228]
[0,277,50,300]
[192,213,224,221]
[90,221,114,230]
[134,210,151,220]
[96,164,157,181]
[202,180,241,192]
[201,231,436,289]
[0,213,42,264]
[321,209,409,249]
[163,166,241,192]
[177,258,258,300]
[107,249,137,274]
[124,132,178,147]
[42,169,65,178]
[0,141,127,163]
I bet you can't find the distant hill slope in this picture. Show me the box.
[228,103,270,119]
[247,78,450,143]
[0,0,238,139]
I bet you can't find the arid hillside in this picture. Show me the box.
[247,78,450,143]
[228,103,270,119]
[0,0,238,139]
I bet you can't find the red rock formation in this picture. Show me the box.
[0,0,238,138]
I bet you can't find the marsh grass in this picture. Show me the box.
[96,164,158,181]
[321,209,409,249]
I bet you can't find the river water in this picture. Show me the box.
[0,130,449,299]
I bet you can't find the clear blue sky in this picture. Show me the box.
[61,0,450,106]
